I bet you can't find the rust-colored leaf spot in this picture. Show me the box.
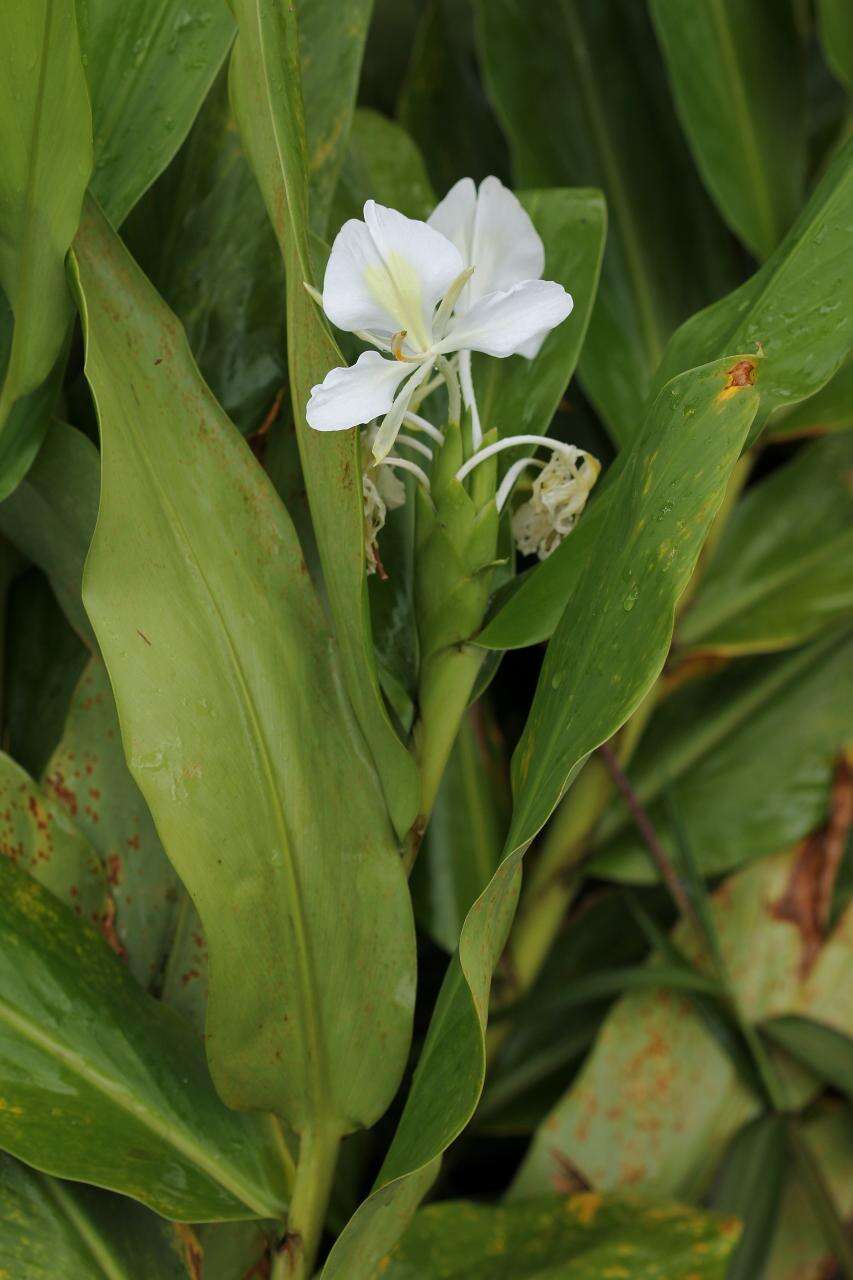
[724,359,756,389]
[772,756,852,975]
[99,896,125,960]
[136,629,152,646]
[550,1148,590,1195]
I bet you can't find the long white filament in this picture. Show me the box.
[458,349,482,449]
[403,412,445,445]
[376,456,432,490]
[495,456,546,513]
[395,433,433,460]
[455,434,580,485]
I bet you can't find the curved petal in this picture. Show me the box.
[372,360,435,461]
[429,176,544,308]
[306,351,409,432]
[439,280,574,359]
[323,202,462,352]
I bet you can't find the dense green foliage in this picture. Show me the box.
[0,1,850,1277]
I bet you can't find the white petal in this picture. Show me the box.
[372,360,434,460]
[427,177,477,259]
[514,329,550,360]
[439,280,574,359]
[429,176,545,310]
[306,351,409,432]
[323,202,463,352]
[467,177,545,304]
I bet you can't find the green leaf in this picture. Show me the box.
[323,358,758,1277]
[506,357,758,851]
[77,0,235,227]
[762,1015,853,1099]
[413,703,509,952]
[328,107,436,238]
[652,135,853,439]
[0,750,108,928]
[381,1194,740,1279]
[650,0,806,259]
[511,846,844,1200]
[0,856,288,1221]
[710,1115,788,1280]
[472,189,606,440]
[0,1155,190,1279]
[477,0,739,442]
[767,355,853,440]
[296,0,374,234]
[764,1103,853,1279]
[71,197,416,1135]
[123,69,286,437]
[0,421,99,648]
[1,570,88,779]
[398,0,509,195]
[590,628,853,880]
[0,0,91,490]
[819,0,853,89]
[160,894,209,1035]
[678,434,853,656]
[229,0,421,837]
[42,657,183,992]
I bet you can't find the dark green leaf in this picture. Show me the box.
[591,629,853,880]
[328,108,436,238]
[0,0,91,493]
[711,1114,788,1280]
[650,0,806,259]
[477,0,740,442]
[399,0,509,194]
[382,1194,740,1279]
[678,434,853,655]
[819,0,853,89]
[0,856,289,1221]
[0,1155,189,1279]
[0,422,99,648]
[762,1015,853,1099]
[77,0,235,226]
[653,135,853,440]
[766,355,853,440]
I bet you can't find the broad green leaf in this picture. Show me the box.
[323,358,758,1277]
[678,434,853,655]
[764,1104,853,1280]
[762,1015,853,1099]
[72,198,416,1134]
[1,570,88,778]
[506,358,758,851]
[382,1194,740,1279]
[229,0,420,836]
[477,0,740,442]
[195,1221,274,1280]
[710,1115,788,1280]
[398,0,509,195]
[413,703,509,952]
[77,0,235,227]
[0,421,99,648]
[591,629,853,880]
[328,107,435,237]
[767,356,853,440]
[0,750,108,929]
[0,1155,188,1279]
[160,895,209,1035]
[0,856,288,1221]
[0,0,91,491]
[650,0,806,260]
[43,657,183,992]
[472,189,606,440]
[512,847,853,1200]
[123,70,286,437]
[819,0,853,89]
[653,135,853,438]
[296,0,374,234]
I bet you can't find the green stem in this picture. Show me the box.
[273,1125,340,1280]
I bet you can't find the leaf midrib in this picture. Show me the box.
[707,0,778,255]
[41,1175,131,1280]
[0,993,271,1216]
[558,0,665,370]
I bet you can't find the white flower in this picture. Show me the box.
[306,193,573,460]
[511,448,601,560]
